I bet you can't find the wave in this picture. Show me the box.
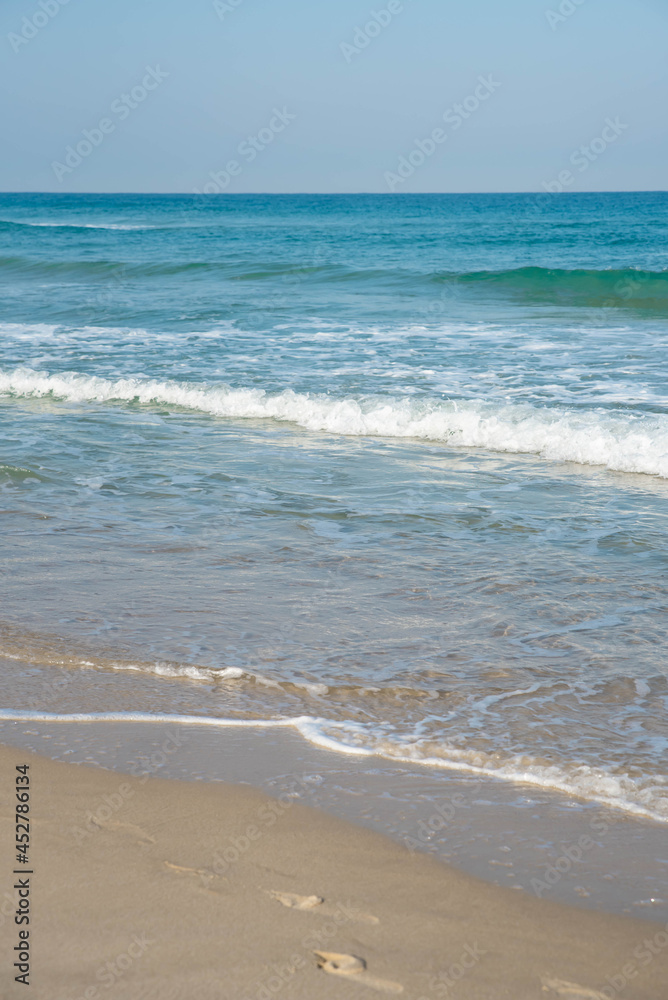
[0,220,157,231]
[0,709,665,823]
[0,255,345,280]
[105,657,329,696]
[450,265,668,303]
[0,252,666,303]
[3,367,668,478]
[0,256,189,278]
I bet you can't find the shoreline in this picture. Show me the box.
[1,742,667,999]
[0,716,667,928]
[0,706,665,826]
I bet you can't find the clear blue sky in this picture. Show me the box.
[1,0,666,193]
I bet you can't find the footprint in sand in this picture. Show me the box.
[269,890,324,910]
[268,890,379,924]
[164,860,213,879]
[162,860,226,891]
[542,977,610,999]
[314,951,403,994]
[91,819,155,846]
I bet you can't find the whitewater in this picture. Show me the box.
[3,367,668,478]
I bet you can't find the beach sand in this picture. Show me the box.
[1,744,666,1000]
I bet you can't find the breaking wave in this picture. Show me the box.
[3,367,668,478]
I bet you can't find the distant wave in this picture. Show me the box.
[0,219,157,231]
[450,265,668,305]
[0,256,197,278]
[0,252,666,304]
[3,367,668,478]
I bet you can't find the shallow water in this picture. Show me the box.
[1,192,667,823]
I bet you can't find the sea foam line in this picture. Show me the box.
[2,368,668,478]
[1,709,666,824]
[0,220,154,230]
[0,709,370,758]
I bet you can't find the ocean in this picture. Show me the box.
[1,191,667,831]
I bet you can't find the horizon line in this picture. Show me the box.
[0,189,667,197]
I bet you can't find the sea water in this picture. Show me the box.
[0,192,667,826]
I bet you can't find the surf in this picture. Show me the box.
[3,367,668,478]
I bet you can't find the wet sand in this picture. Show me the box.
[1,744,666,999]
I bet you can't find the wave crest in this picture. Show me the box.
[3,367,668,477]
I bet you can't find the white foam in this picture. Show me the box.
[0,324,60,342]
[3,220,154,230]
[103,659,327,695]
[0,709,375,758]
[0,323,233,345]
[331,727,668,824]
[0,709,665,823]
[110,662,245,683]
[3,367,668,478]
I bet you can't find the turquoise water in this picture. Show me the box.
[1,192,667,821]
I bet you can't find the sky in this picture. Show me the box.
[0,0,666,193]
